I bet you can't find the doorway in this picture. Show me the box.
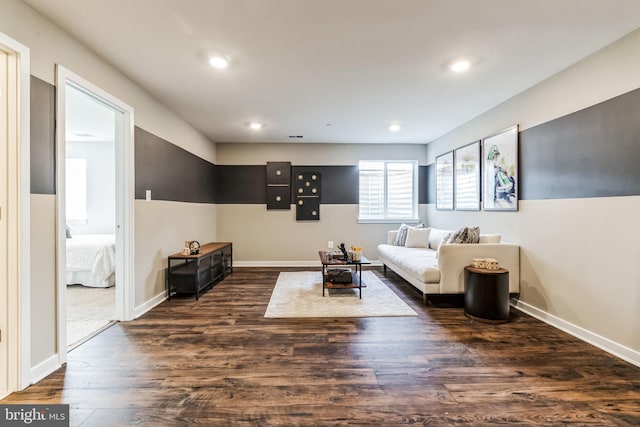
[55,66,135,363]
[64,84,118,349]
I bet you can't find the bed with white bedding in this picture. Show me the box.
[66,234,116,287]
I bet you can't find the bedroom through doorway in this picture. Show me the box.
[56,66,135,364]
[64,84,117,349]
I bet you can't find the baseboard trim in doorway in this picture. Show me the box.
[29,354,61,386]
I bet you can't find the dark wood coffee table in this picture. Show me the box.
[318,251,370,299]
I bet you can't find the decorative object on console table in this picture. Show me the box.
[266,161,291,210]
[295,171,321,220]
[167,242,233,301]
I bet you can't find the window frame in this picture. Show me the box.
[357,160,420,224]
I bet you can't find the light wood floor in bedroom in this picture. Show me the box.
[3,267,639,426]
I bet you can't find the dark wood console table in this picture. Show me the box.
[167,242,232,300]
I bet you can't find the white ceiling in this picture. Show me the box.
[25,0,640,144]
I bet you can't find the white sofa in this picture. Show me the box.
[377,228,520,304]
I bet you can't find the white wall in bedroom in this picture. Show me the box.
[66,140,116,235]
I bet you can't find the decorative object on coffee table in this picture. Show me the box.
[319,250,370,299]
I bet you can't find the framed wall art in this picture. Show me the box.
[454,141,480,211]
[435,151,454,210]
[482,125,518,211]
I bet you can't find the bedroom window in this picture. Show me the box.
[66,158,88,223]
[358,160,418,223]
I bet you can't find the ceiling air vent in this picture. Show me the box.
[288,135,303,139]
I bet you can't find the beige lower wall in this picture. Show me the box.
[29,194,56,366]
[426,197,640,352]
[217,204,427,264]
[134,200,217,307]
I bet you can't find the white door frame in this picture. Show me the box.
[0,32,31,396]
[55,66,135,364]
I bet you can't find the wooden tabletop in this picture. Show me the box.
[464,265,509,274]
[169,242,232,259]
[318,250,370,265]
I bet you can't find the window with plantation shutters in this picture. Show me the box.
[358,160,418,223]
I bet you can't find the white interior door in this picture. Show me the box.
[0,48,9,398]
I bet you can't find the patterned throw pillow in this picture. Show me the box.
[446,226,480,244]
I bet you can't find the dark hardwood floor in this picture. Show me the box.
[3,267,639,426]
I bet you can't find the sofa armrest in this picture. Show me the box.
[437,243,520,294]
[387,230,399,245]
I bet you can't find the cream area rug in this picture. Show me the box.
[264,271,418,318]
[66,284,115,347]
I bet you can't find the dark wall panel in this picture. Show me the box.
[215,165,266,204]
[292,166,358,204]
[418,165,429,204]
[30,76,56,194]
[424,164,435,204]
[135,127,215,203]
[520,87,640,200]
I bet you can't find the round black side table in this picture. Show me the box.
[464,266,510,323]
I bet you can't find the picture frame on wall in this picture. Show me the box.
[435,151,454,210]
[454,141,480,211]
[482,125,518,211]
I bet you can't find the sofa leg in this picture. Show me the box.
[423,293,428,306]
[383,264,387,274]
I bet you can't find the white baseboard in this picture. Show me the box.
[29,354,61,385]
[133,291,166,319]
[514,300,640,368]
[233,260,384,268]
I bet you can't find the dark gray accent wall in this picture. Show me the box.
[30,76,56,194]
[419,165,429,204]
[520,87,640,200]
[215,165,266,204]
[425,164,435,204]
[135,127,216,203]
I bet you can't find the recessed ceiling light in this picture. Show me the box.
[389,124,401,132]
[249,122,263,130]
[209,56,229,69]
[449,59,471,73]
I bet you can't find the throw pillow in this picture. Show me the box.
[446,226,480,244]
[393,224,410,246]
[393,223,424,246]
[404,227,431,248]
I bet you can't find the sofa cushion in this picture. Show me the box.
[378,244,440,283]
[479,234,501,243]
[404,227,431,248]
[428,228,451,250]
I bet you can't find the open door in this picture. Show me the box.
[55,66,135,364]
